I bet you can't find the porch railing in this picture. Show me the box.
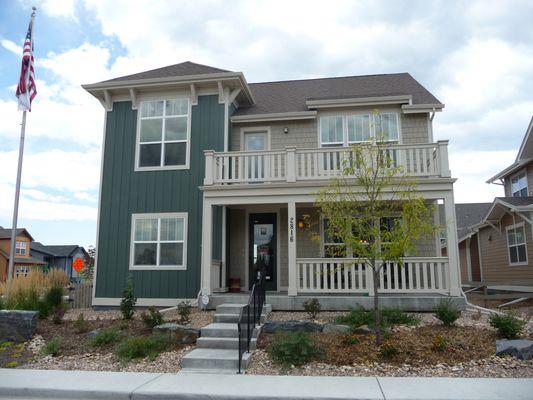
[296,257,449,294]
[204,141,451,186]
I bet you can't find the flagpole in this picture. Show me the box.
[7,6,36,282]
[7,110,27,281]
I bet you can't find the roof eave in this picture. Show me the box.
[486,159,533,184]
[306,95,414,109]
[231,111,317,123]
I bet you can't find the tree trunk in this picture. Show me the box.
[373,267,381,346]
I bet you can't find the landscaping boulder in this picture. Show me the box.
[263,320,323,333]
[87,329,100,338]
[0,310,38,342]
[496,339,533,360]
[352,325,374,334]
[153,323,199,344]
[323,323,351,333]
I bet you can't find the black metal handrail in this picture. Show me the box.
[237,272,266,373]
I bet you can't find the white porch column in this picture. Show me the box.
[443,191,461,296]
[201,199,213,296]
[288,200,297,296]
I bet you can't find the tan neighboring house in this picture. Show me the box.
[0,227,46,281]
[452,117,533,292]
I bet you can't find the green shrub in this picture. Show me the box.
[36,299,50,319]
[431,334,447,352]
[267,332,320,367]
[6,286,39,311]
[141,306,163,329]
[303,298,322,320]
[120,276,137,320]
[341,335,359,346]
[89,328,121,347]
[41,338,61,357]
[435,298,461,326]
[379,344,399,359]
[177,301,192,324]
[335,306,373,327]
[74,313,89,333]
[5,361,18,368]
[0,296,4,310]
[44,286,64,310]
[336,306,418,329]
[381,308,419,326]
[115,334,170,361]
[489,313,525,339]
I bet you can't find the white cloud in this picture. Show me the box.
[1,39,21,55]
[39,0,78,19]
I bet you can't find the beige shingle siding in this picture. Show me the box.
[401,113,430,144]
[230,111,431,151]
[478,213,533,285]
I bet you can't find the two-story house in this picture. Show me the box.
[30,243,89,282]
[0,227,46,281]
[455,117,533,291]
[83,61,462,310]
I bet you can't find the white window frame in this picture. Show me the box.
[129,212,188,271]
[240,126,271,151]
[15,241,27,255]
[319,112,401,147]
[506,222,528,266]
[511,170,528,197]
[15,265,30,277]
[135,97,191,171]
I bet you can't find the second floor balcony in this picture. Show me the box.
[203,140,451,187]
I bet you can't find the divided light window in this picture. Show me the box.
[15,241,27,255]
[137,99,189,169]
[130,213,188,270]
[320,113,399,147]
[511,171,528,197]
[507,224,527,265]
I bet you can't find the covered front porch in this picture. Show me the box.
[200,183,462,309]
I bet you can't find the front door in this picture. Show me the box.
[249,213,277,291]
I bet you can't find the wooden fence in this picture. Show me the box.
[71,282,93,309]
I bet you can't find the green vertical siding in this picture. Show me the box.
[96,95,224,299]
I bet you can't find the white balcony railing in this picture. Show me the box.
[296,257,450,294]
[204,141,451,186]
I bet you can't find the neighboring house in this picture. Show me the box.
[0,227,46,281]
[449,117,533,292]
[83,61,462,309]
[30,242,89,281]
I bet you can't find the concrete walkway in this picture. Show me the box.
[0,369,532,399]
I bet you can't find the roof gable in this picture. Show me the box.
[516,116,533,161]
[98,61,232,84]
[0,228,33,241]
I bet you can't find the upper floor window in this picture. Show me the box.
[130,212,187,270]
[15,241,27,255]
[319,113,399,147]
[137,98,190,170]
[511,171,528,197]
[506,223,527,265]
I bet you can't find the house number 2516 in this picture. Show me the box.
[289,217,294,243]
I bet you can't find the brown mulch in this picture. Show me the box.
[257,326,499,367]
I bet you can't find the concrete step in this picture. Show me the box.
[215,303,271,315]
[181,349,252,371]
[201,323,261,338]
[213,313,267,324]
[196,337,257,350]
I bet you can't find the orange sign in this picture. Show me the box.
[73,258,85,273]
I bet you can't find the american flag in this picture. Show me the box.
[16,14,37,111]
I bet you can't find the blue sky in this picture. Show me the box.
[0,0,532,248]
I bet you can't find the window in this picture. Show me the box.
[507,224,527,265]
[511,171,528,197]
[137,99,190,169]
[130,213,187,270]
[15,241,27,255]
[319,113,399,147]
[15,265,30,277]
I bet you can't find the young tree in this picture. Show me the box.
[314,118,438,345]
[81,246,95,282]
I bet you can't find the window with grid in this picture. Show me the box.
[137,99,189,169]
[507,224,527,265]
[15,241,27,255]
[15,265,30,277]
[374,113,399,141]
[131,213,187,269]
[322,219,346,257]
[511,171,528,197]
